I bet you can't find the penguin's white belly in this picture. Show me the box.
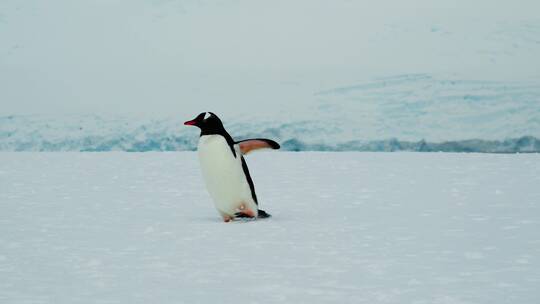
[197,135,257,216]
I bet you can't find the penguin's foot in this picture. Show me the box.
[234,203,256,219]
[234,210,256,219]
[223,215,233,222]
[234,209,271,219]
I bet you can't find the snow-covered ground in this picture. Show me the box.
[1,152,539,303]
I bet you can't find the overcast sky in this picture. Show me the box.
[1,0,539,118]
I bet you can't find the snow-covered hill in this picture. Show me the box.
[1,1,539,151]
[1,0,540,117]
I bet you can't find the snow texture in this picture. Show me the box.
[1,152,539,303]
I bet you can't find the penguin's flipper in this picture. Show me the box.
[235,138,280,155]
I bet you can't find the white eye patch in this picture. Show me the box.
[204,112,211,120]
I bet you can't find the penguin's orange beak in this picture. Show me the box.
[184,119,197,126]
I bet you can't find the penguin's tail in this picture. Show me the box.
[257,209,271,219]
[234,209,271,219]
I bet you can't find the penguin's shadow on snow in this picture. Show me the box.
[192,216,270,224]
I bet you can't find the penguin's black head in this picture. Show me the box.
[184,112,224,134]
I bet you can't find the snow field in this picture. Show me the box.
[0,152,539,303]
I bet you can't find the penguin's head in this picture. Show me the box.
[184,112,223,132]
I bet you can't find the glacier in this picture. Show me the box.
[1,113,538,153]
[1,73,539,153]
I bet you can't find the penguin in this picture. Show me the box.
[184,112,280,222]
